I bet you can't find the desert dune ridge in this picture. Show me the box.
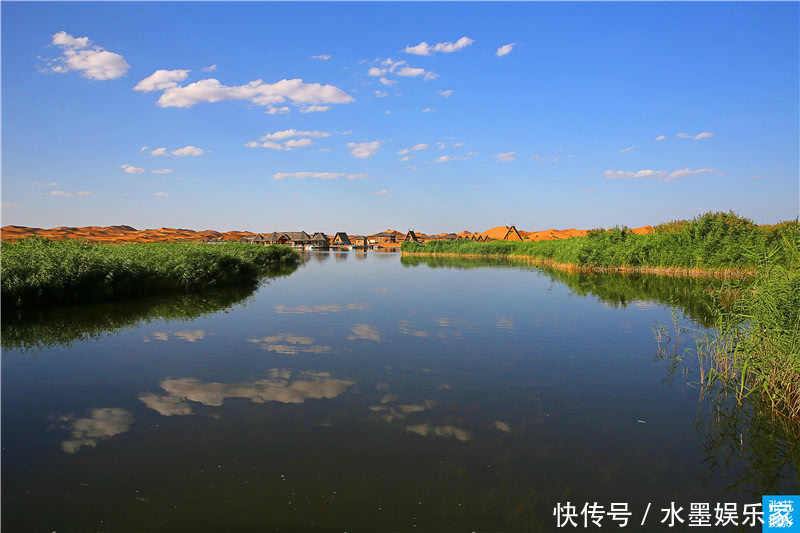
[1,224,656,244]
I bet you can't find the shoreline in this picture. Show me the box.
[401,251,755,279]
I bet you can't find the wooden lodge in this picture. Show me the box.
[350,235,368,248]
[331,232,352,246]
[370,231,398,244]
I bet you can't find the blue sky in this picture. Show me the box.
[2,1,798,234]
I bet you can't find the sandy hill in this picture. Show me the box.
[0,225,260,244]
[1,224,660,245]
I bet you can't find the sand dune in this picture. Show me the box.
[0,225,260,244]
[1,223,659,244]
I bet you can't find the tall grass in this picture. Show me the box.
[694,240,800,420]
[403,212,798,272]
[1,237,300,307]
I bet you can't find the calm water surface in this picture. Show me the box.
[3,252,797,532]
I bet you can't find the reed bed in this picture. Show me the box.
[402,212,798,274]
[1,237,300,307]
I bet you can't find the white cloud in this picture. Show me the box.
[77,191,94,196]
[398,143,428,155]
[379,77,397,86]
[49,190,72,197]
[604,168,716,182]
[496,43,516,57]
[431,155,468,163]
[436,142,446,149]
[438,89,454,97]
[120,164,145,174]
[620,146,635,153]
[139,393,193,416]
[150,147,169,156]
[396,66,438,80]
[171,145,204,156]
[155,78,355,110]
[154,192,168,197]
[655,135,666,141]
[348,324,381,341]
[247,140,284,150]
[311,54,331,61]
[495,421,513,433]
[374,90,388,98]
[142,371,354,411]
[667,168,716,180]
[676,131,714,140]
[300,105,330,113]
[45,31,130,80]
[368,58,406,77]
[404,36,475,56]
[139,146,149,151]
[33,181,59,187]
[453,142,464,147]
[201,64,217,72]
[266,106,290,115]
[272,172,368,180]
[52,31,90,49]
[398,155,412,161]
[405,423,473,441]
[262,130,330,140]
[493,152,517,162]
[373,190,390,195]
[422,107,435,113]
[385,110,392,114]
[134,69,190,92]
[151,169,174,174]
[285,138,313,149]
[347,140,381,159]
[60,408,134,453]
[247,131,326,151]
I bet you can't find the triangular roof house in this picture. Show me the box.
[502,225,524,242]
[404,230,420,242]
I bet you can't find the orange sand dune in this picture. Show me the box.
[1,225,260,244]
[1,223,659,245]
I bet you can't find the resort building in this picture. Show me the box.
[404,230,420,243]
[350,235,368,248]
[370,231,397,244]
[502,225,524,241]
[331,232,352,246]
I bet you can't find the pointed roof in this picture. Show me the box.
[404,230,419,242]
[502,225,523,241]
[332,232,351,244]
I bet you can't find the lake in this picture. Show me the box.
[2,251,797,531]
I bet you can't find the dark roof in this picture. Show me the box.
[502,225,524,241]
[309,232,327,241]
[332,232,351,244]
[404,230,419,242]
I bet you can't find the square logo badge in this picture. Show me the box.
[763,496,800,532]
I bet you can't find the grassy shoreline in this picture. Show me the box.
[402,212,798,276]
[1,237,300,308]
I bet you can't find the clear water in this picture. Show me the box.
[2,252,797,531]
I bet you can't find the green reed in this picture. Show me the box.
[1,237,300,308]
[403,212,798,271]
